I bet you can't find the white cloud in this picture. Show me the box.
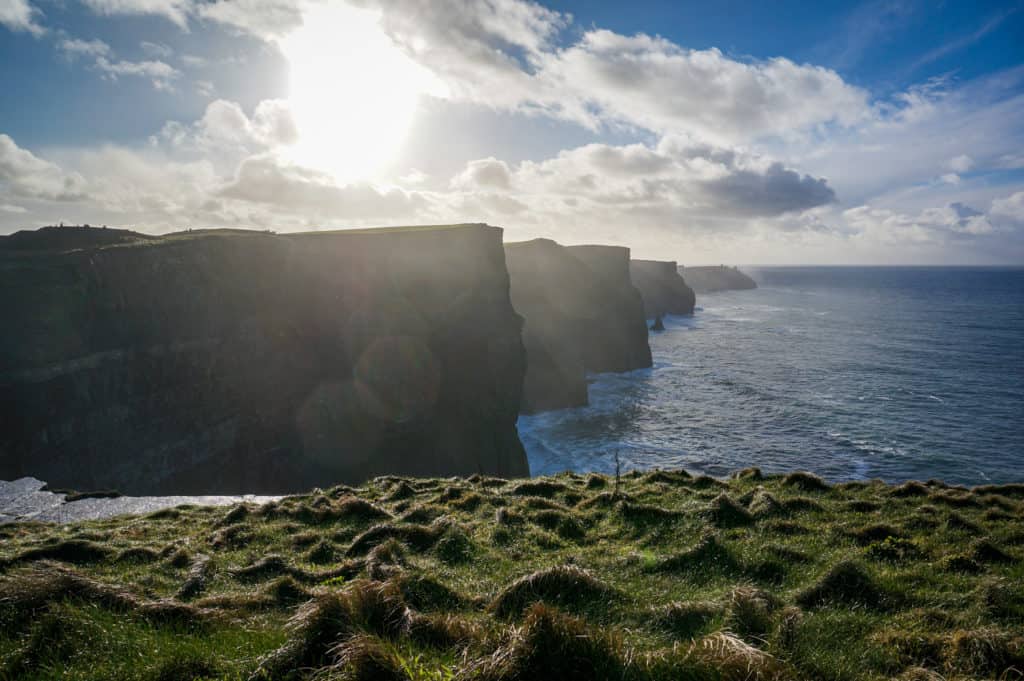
[80,0,192,28]
[58,38,112,59]
[197,0,306,39]
[0,0,45,35]
[218,153,426,219]
[349,2,871,144]
[0,203,28,213]
[56,35,181,90]
[535,33,870,142]
[467,139,837,221]
[181,54,207,68]
[0,134,86,201]
[156,98,298,152]
[451,157,512,190]
[776,67,1024,208]
[841,200,1003,245]
[95,55,181,90]
[990,191,1024,227]
[947,154,973,173]
[140,40,173,58]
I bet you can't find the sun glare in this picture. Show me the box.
[279,3,441,182]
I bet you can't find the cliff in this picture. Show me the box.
[629,259,696,318]
[679,265,757,293]
[503,240,590,413]
[503,240,650,413]
[565,245,652,373]
[0,224,529,494]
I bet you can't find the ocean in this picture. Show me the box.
[519,267,1024,485]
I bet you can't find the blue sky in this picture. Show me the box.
[1,0,1023,264]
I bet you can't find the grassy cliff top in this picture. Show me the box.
[0,224,496,257]
[1,470,1022,680]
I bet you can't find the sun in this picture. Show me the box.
[278,3,441,183]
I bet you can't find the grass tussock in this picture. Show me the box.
[468,603,626,681]
[725,586,778,641]
[115,546,161,564]
[177,553,213,600]
[781,471,829,492]
[0,563,210,629]
[747,489,785,518]
[891,481,930,497]
[689,631,789,681]
[706,493,754,528]
[509,480,568,498]
[322,634,407,681]
[650,600,721,639]
[731,466,763,480]
[491,565,617,618]
[849,523,906,545]
[653,533,739,575]
[644,469,694,485]
[4,539,113,569]
[346,522,444,556]
[796,560,884,609]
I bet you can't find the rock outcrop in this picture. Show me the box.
[0,224,529,494]
[505,240,651,413]
[629,259,696,318]
[679,265,757,293]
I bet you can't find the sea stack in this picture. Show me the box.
[0,224,529,494]
[629,259,696,318]
[505,240,652,413]
[679,265,758,293]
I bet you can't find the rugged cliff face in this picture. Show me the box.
[629,259,696,318]
[0,224,529,494]
[679,265,758,293]
[504,241,651,413]
[504,240,590,413]
[564,245,652,374]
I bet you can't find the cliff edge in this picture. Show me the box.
[629,259,696,318]
[678,265,757,293]
[0,224,529,493]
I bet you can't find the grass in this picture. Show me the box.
[0,472,1021,680]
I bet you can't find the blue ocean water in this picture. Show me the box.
[519,267,1024,485]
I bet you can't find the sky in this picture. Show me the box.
[1,0,1023,264]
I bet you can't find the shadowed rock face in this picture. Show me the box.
[679,265,757,293]
[629,260,696,318]
[565,245,652,374]
[505,240,651,413]
[0,224,528,494]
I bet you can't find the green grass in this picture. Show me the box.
[0,471,1021,680]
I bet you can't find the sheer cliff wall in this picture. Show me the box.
[629,259,696,318]
[0,224,528,493]
[506,240,652,413]
[564,245,652,374]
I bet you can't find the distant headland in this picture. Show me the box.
[679,265,758,293]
